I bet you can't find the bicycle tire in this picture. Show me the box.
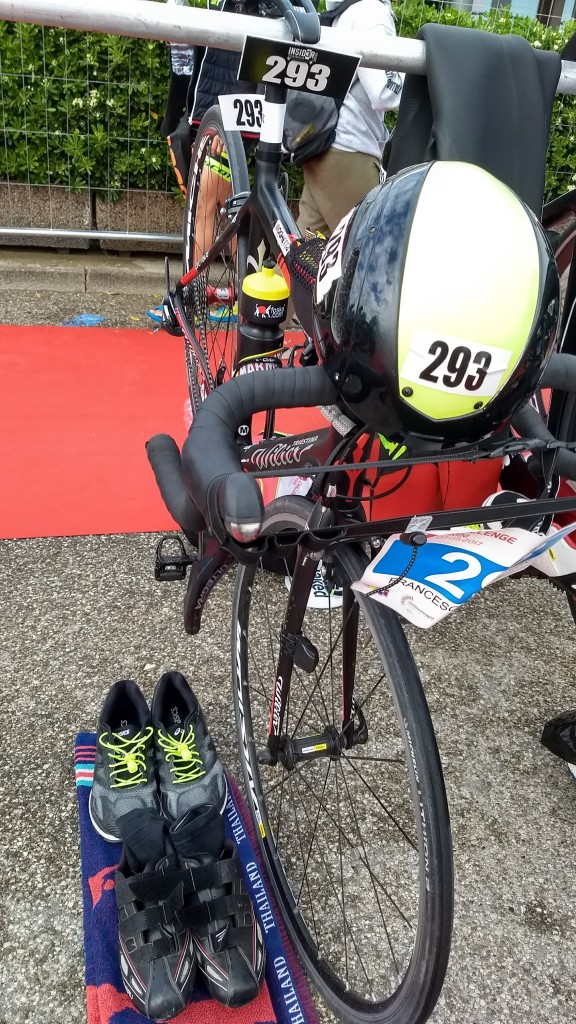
[182,105,250,416]
[231,495,453,1024]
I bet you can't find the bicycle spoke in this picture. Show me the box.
[284,766,321,948]
[290,602,357,737]
[291,766,374,993]
[294,766,413,930]
[296,760,331,905]
[343,756,417,851]
[338,760,405,972]
[335,748,349,984]
[357,674,386,711]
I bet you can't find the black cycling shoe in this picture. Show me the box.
[115,808,197,1022]
[170,804,265,1008]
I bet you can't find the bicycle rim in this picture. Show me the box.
[182,106,249,416]
[231,497,453,1024]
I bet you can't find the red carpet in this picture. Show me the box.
[0,324,321,540]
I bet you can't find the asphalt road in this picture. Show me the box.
[2,285,576,1024]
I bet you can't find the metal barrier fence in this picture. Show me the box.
[0,0,575,250]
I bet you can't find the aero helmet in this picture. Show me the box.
[313,161,559,443]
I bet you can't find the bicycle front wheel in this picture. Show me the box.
[183,105,249,415]
[231,496,453,1024]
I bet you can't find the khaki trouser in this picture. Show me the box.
[296,148,381,238]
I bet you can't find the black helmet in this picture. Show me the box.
[313,161,559,443]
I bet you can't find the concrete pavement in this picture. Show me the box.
[0,248,171,328]
[1,534,576,1024]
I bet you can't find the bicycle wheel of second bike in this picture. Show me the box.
[231,497,454,1024]
[183,106,250,415]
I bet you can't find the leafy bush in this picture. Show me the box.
[0,21,173,195]
[0,4,574,200]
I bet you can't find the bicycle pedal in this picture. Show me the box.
[154,535,195,581]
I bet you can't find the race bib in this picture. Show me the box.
[352,523,576,628]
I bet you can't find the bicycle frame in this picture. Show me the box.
[166,25,576,750]
[178,82,299,375]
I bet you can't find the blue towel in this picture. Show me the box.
[75,733,318,1024]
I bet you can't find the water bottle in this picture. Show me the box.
[167,0,196,76]
[237,260,290,368]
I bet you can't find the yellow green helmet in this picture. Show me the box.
[313,161,559,443]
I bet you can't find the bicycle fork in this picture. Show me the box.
[262,501,367,769]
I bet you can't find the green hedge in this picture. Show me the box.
[0,4,574,199]
[0,22,172,194]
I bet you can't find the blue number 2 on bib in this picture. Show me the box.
[371,539,506,605]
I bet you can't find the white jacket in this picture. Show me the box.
[329,0,404,159]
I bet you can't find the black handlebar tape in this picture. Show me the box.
[146,433,206,535]
[539,352,576,392]
[181,366,338,542]
[511,404,576,480]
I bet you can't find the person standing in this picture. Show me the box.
[297,0,403,238]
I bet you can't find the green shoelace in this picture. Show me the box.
[99,725,153,788]
[156,725,205,783]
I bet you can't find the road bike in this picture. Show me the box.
[147,6,576,1022]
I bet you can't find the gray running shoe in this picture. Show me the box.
[151,672,227,823]
[89,679,158,842]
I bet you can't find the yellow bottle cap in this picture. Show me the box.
[242,262,290,302]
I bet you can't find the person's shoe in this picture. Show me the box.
[478,490,576,582]
[478,489,537,529]
[89,680,158,842]
[285,562,343,609]
[170,804,265,1007]
[115,808,197,1021]
[207,303,238,324]
[151,671,227,823]
[145,304,163,324]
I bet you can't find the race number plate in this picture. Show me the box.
[238,36,360,102]
[219,93,264,133]
[352,522,576,629]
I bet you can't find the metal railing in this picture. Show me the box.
[0,0,575,250]
[2,0,576,84]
